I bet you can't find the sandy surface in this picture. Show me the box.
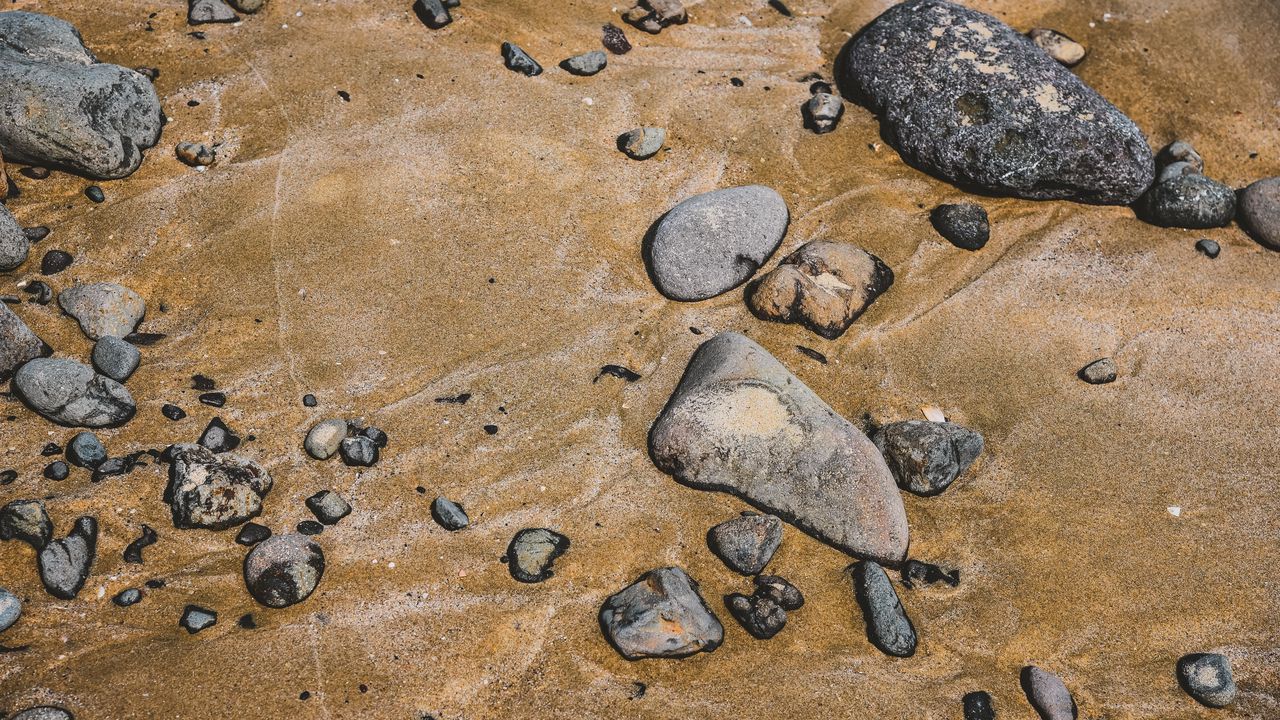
[1,0,1278,718]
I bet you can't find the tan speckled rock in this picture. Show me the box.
[747,241,893,339]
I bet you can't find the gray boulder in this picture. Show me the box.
[37,515,96,599]
[599,567,722,659]
[649,332,909,564]
[840,0,1154,204]
[706,512,782,575]
[58,282,145,340]
[243,533,325,608]
[851,560,916,657]
[0,202,30,270]
[0,11,163,179]
[0,302,50,381]
[166,444,273,530]
[873,420,984,496]
[12,358,135,427]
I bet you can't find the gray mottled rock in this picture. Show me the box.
[622,0,686,34]
[229,0,266,11]
[1027,28,1085,67]
[841,0,1154,204]
[198,416,240,453]
[747,240,893,339]
[0,302,50,382]
[112,587,142,606]
[726,592,786,639]
[852,560,916,657]
[1157,140,1204,174]
[0,586,20,632]
[91,336,140,382]
[0,12,163,179]
[803,92,844,134]
[58,282,145,340]
[650,332,909,564]
[506,528,569,583]
[647,186,789,301]
[188,0,238,24]
[873,420,984,496]
[10,708,74,720]
[304,418,347,460]
[175,141,214,167]
[1142,174,1236,229]
[1238,176,1280,251]
[0,498,53,548]
[13,358,135,428]
[0,203,30,270]
[37,515,97,599]
[562,50,607,76]
[618,126,665,160]
[431,496,469,530]
[243,533,325,608]
[963,691,995,720]
[179,604,217,633]
[600,567,722,659]
[1021,666,1077,720]
[931,203,990,250]
[305,490,351,525]
[1078,357,1117,384]
[707,512,782,575]
[339,435,378,467]
[413,0,452,29]
[166,444,272,530]
[1158,160,1198,184]
[501,42,542,76]
[1177,653,1236,708]
[67,431,106,468]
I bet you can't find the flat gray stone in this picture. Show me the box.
[431,496,469,530]
[873,420,984,496]
[58,282,145,340]
[13,358,135,428]
[803,92,843,134]
[649,332,909,564]
[618,126,664,160]
[647,186,789,301]
[562,50,607,76]
[304,418,347,460]
[599,567,722,659]
[0,586,20,632]
[243,533,325,608]
[0,302,50,382]
[506,528,569,583]
[91,336,140,382]
[0,498,52,549]
[0,202,30,271]
[305,489,351,525]
[852,560,916,657]
[179,604,217,633]
[1079,357,1117,384]
[1021,666,1077,720]
[707,512,782,575]
[166,444,273,530]
[1239,176,1280,250]
[10,708,74,720]
[37,515,97,599]
[1178,653,1236,708]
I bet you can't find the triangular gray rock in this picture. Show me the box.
[599,567,722,659]
[0,302,50,381]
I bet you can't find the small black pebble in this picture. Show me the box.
[92,457,129,482]
[434,392,471,404]
[123,524,158,563]
[112,588,143,607]
[43,461,69,480]
[41,442,62,456]
[337,90,350,102]
[299,692,311,701]
[601,22,632,55]
[593,364,641,383]
[415,486,426,494]
[730,77,744,87]
[85,186,105,203]
[963,690,995,720]
[483,424,498,435]
[0,469,15,485]
[187,99,200,107]
[796,346,828,364]
[901,559,960,589]
[145,578,166,589]
[198,392,226,407]
[689,326,702,335]
[238,613,256,629]
[359,684,368,694]
[124,332,166,346]
[161,404,187,421]
[1195,238,1220,259]
[191,374,216,391]
[362,426,389,448]
[23,226,49,242]
[303,393,317,407]
[235,522,272,546]
[41,250,73,275]
[768,0,793,16]
[297,520,324,535]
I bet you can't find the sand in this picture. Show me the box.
[0,0,1278,718]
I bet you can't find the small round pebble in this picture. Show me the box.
[1027,28,1086,66]
[175,141,215,167]
[1078,357,1118,384]
[1195,238,1220,259]
[302,393,317,407]
[431,497,469,530]
[243,533,325,608]
[1144,174,1236,229]
[161,403,187,421]
[617,127,665,160]
[91,336,141,382]
[1177,653,1237,708]
[962,690,995,720]
[40,249,73,275]
[67,431,107,468]
[24,226,50,242]
[305,490,352,525]
[85,186,105,203]
[339,435,378,467]
[235,522,272,546]
[112,588,142,607]
[931,203,990,250]
[0,586,21,632]
[43,460,69,480]
[297,520,324,535]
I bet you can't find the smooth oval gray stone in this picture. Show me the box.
[873,420,984,496]
[37,516,97,599]
[13,358,136,428]
[57,282,145,340]
[431,497,469,530]
[11,707,74,720]
[91,336,140,382]
[1238,176,1280,250]
[188,0,238,25]
[840,0,1154,205]
[0,12,163,179]
[1021,666,1077,720]
[0,302,50,381]
[852,560,916,657]
[599,566,723,659]
[243,533,325,608]
[647,185,789,301]
[0,202,30,271]
[0,587,21,632]
[506,528,569,583]
[1142,174,1236,229]
[0,498,53,548]
[67,431,106,468]
[618,126,665,160]
[707,513,782,575]
[1177,653,1237,708]
[304,418,348,460]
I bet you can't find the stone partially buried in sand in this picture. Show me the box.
[188,0,238,25]
[1177,653,1236,708]
[747,240,893,339]
[243,533,325,608]
[10,708,73,720]
[13,358,136,428]
[0,302,51,381]
[647,186,789,301]
[649,333,909,564]
[0,498,53,549]
[840,0,1154,204]
[0,12,163,179]
[873,420,984,496]
[506,528,569,583]
[0,203,30,271]
[599,567,723,659]
[166,444,273,530]
[58,282,145,340]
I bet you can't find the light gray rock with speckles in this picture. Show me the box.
[0,203,30,270]
[13,358,135,427]
[58,282,145,340]
[0,301,50,381]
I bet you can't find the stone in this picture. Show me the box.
[803,92,844,134]
[229,0,266,11]
[91,336,140,382]
[305,490,351,525]
[0,587,20,632]
[501,42,542,76]
[506,528,569,583]
[649,333,909,564]
[1157,140,1204,174]
[747,240,893,339]
[0,302,50,381]
[67,431,107,468]
[302,393,317,407]
[431,497,469,530]
[1078,357,1117,384]
[963,691,995,720]
[0,12,163,179]
[851,560,916,657]
[161,403,186,421]
[1177,653,1236,708]
[601,567,721,659]
[22,279,53,304]
[198,417,241,453]
[10,708,73,720]
[1027,28,1086,67]
[617,126,665,160]
[0,203,30,270]
[243,533,325,608]
[235,522,271,546]
[1195,238,1220,259]
[179,604,217,633]
[1238,177,1280,250]
[24,225,50,242]
[873,420,984,496]
[113,587,142,606]
[122,524,157,563]
[166,444,273,530]
[840,0,1154,205]
[0,498,53,548]
[707,512,783,575]
[362,425,389,447]
[1142,174,1236,229]
[1158,160,1197,183]
[413,0,452,29]
[296,519,324,535]
[44,460,69,480]
[1021,666,1077,720]
[754,574,804,610]
[58,283,145,340]
[304,418,347,459]
[561,50,607,76]
[622,0,687,34]
[175,141,215,167]
[726,592,786,639]
[188,0,238,25]
[601,23,631,54]
[901,559,960,588]
[647,186,790,301]
[14,359,135,427]
[931,203,990,250]
[340,436,379,467]
[40,249,72,274]
[38,516,97,599]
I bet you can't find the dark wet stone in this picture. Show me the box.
[1141,174,1236,229]
[501,42,542,76]
[561,50,607,76]
[112,587,142,607]
[601,23,631,54]
[754,574,804,610]
[900,559,960,589]
[840,0,1154,205]
[873,420,984,496]
[41,442,62,456]
[40,249,72,274]
[237,613,256,629]
[24,225,50,242]
[91,456,128,482]
[803,92,844,134]
[235,521,271,546]
[122,524,157,563]
[175,141,215,167]
[198,391,226,407]
[1021,666,1077,720]
[22,280,53,305]
[58,282,145,340]
[339,436,379,467]
[0,302,50,382]
[179,604,217,633]
[10,707,74,720]
[726,592,786,639]
[1195,238,1220,259]
[244,533,325,608]
[161,403,186,421]
[747,240,893,339]
[707,513,783,575]
[0,499,53,549]
[963,690,995,720]
[506,528,569,583]
[431,497,469,531]
[0,205,30,271]
[617,127,665,160]
[166,444,272,530]
[297,520,324,535]
[21,166,51,179]
[600,567,722,659]
[622,0,687,34]
[1177,653,1236,708]
[594,365,641,383]
[43,460,69,480]
[198,416,241,453]
[305,490,351,525]
[0,469,15,485]
[362,426,388,448]
[851,560,916,657]
[67,431,107,468]
[931,203,990,250]
[191,374,216,390]
[1078,357,1117,384]
[84,185,104,203]
[91,336,140,382]
[188,0,238,24]
[413,0,452,29]
[302,393,317,407]
[1027,28,1085,66]
[37,516,97,599]
[0,587,21,632]
[1237,176,1280,250]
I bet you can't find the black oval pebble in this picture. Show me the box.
[161,404,187,421]
[297,520,324,535]
[43,461,69,480]
[85,186,105,203]
[40,250,73,275]
[1195,238,1220,259]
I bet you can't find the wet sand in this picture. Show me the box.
[1,0,1278,717]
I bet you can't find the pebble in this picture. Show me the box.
[1157,140,1205,173]
[803,92,843,134]
[873,420,984,496]
[1177,653,1236,708]
[963,690,995,720]
[561,50,607,76]
[23,280,53,304]
[0,469,14,485]
[707,512,782,575]
[599,567,722,659]
[725,575,804,639]
[243,533,325,608]
[501,42,542,76]
[617,127,665,160]
[1143,174,1236,229]
[41,249,72,274]
[0,587,20,632]
[199,416,241,453]
[0,302,50,381]
[91,336,140,382]
[647,186,789,301]
[900,559,960,588]
[601,23,631,54]
[43,460,69,480]
[67,431,107,468]
[188,0,238,24]
[305,490,351,525]
[362,425,389,447]
[305,418,348,460]
[297,520,324,535]
[431,497,469,530]
[505,528,570,583]
[930,203,990,250]
[1078,357,1117,384]
[851,560,916,657]
[167,444,273,529]
[24,225,50,242]
[84,185,105,203]
[1028,28,1086,66]
[235,522,272,546]
[38,516,97,599]
[13,359,136,428]
[10,708,73,720]
[161,403,187,421]
[747,240,893,339]
[113,588,142,606]
[198,391,226,407]
[650,333,908,564]
[0,498,53,548]
[0,203,30,271]
[122,524,157,563]
[339,435,379,467]
[229,0,266,11]
[1238,176,1280,250]
[302,393,317,406]
[58,282,146,340]
[1195,238,1220,258]
[179,604,217,633]
[175,141,215,167]
[1021,666,1077,720]
[622,0,687,34]
[413,0,456,29]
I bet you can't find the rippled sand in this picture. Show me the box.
[1,0,1278,717]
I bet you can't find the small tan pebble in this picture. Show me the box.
[175,141,215,167]
[1028,28,1086,67]
[921,405,946,422]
